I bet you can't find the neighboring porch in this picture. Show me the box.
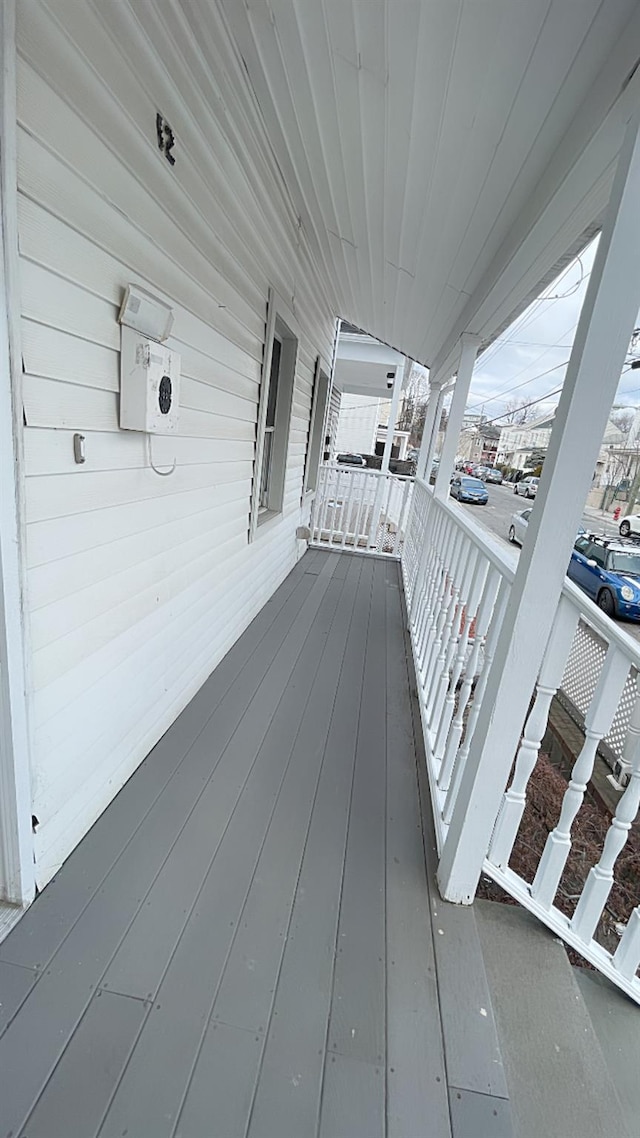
[0,549,636,1138]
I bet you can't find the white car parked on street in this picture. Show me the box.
[513,476,539,498]
[619,513,640,537]
[508,508,532,545]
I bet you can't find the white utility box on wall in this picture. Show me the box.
[119,324,181,434]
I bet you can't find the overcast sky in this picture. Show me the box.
[451,236,640,425]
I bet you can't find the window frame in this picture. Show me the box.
[250,288,300,541]
[303,355,331,499]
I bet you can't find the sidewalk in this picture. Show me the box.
[582,502,620,537]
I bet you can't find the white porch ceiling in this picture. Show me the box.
[206,0,640,368]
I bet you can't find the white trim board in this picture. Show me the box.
[0,0,35,905]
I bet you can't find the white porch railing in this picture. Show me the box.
[402,478,640,1004]
[310,463,413,557]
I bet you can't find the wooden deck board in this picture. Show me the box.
[0,549,512,1138]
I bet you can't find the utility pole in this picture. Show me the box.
[624,452,640,516]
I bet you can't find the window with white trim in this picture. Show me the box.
[303,356,330,496]
[250,290,298,537]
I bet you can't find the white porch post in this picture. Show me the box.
[0,0,34,905]
[416,373,448,482]
[380,356,407,473]
[438,101,640,903]
[434,334,480,498]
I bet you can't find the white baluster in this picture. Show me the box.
[340,470,357,549]
[532,646,630,909]
[393,479,412,557]
[430,542,478,737]
[436,554,488,772]
[416,511,449,670]
[378,474,394,552]
[423,528,464,699]
[572,733,640,943]
[489,597,579,868]
[443,577,509,825]
[613,906,640,980]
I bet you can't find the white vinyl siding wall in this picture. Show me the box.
[15,0,335,885]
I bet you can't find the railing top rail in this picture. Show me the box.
[415,477,517,583]
[562,575,640,668]
[322,463,415,483]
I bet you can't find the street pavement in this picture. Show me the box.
[457,481,640,644]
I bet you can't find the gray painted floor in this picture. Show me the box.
[0,550,511,1138]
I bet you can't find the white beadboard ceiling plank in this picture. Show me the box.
[331,49,376,328]
[291,0,362,314]
[406,0,509,301]
[393,0,462,338]
[216,0,345,319]
[353,0,387,80]
[446,0,607,299]
[269,0,342,236]
[323,0,358,68]
[383,0,421,317]
[358,66,388,336]
[423,0,553,302]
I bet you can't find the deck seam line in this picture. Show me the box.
[240,553,367,1138]
[16,564,336,1138]
[398,574,456,1138]
[169,562,353,1137]
[91,558,340,1138]
[314,558,377,1138]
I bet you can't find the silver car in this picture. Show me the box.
[508,508,532,545]
[514,476,539,498]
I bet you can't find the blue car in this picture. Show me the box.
[450,475,488,505]
[567,534,640,620]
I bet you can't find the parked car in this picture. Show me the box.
[336,453,366,466]
[508,508,532,545]
[514,476,539,498]
[450,475,488,504]
[485,468,503,484]
[510,510,585,548]
[567,534,640,620]
[619,512,640,537]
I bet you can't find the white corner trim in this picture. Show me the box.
[0,0,35,905]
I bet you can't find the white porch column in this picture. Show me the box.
[380,356,407,473]
[416,373,449,482]
[434,334,480,498]
[438,100,640,904]
[0,0,34,905]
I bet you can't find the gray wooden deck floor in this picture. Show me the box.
[0,550,512,1138]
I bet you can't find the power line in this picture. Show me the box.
[462,386,563,432]
[465,359,570,414]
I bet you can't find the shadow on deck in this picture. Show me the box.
[0,550,512,1137]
